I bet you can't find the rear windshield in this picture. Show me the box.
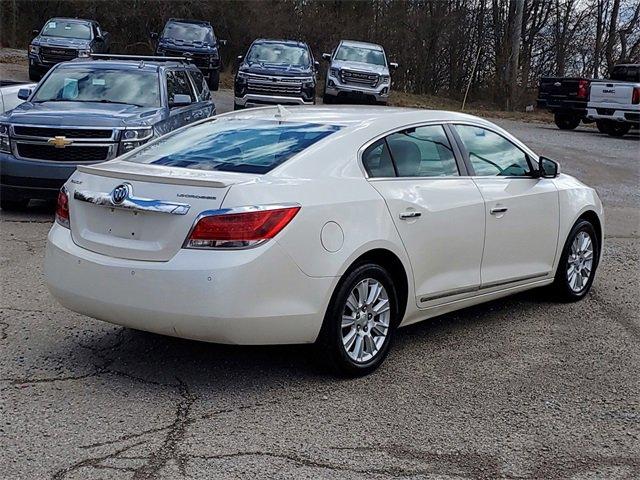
[41,20,92,40]
[610,65,640,82]
[125,119,341,174]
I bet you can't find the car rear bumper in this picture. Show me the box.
[0,152,75,199]
[234,93,315,107]
[586,107,640,124]
[44,224,335,345]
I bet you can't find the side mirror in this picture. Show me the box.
[18,88,32,100]
[322,53,331,61]
[150,32,158,40]
[236,54,244,64]
[314,60,320,70]
[389,62,399,72]
[170,94,191,108]
[94,36,105,44]
[219,39,227,47]
[539,156,560,178]
[32,29,40,37]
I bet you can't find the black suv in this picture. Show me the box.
[153,18,225,91]
[234,39,318,109]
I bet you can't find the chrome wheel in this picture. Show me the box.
[341,278,391,363]
[567,231,594,293]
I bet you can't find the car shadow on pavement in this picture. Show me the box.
[38,287,554,390]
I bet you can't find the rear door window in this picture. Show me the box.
[188,70,210,101]
[166,70,195,104]
[125,119,341,174]
[386,126,459,177]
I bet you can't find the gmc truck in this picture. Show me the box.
[587,64,640,137]
[322,40,397,105]
[153,18,226,91]
[28,17,111,81]
[0,55,215,209]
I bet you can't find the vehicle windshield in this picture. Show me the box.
[246,43,310,67]
[162,22,214,44]
[125,119,341,174]
[32,67,160,107]
[41,20,92,40]
[334,45,386,67]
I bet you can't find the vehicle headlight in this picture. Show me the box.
[77,49,91,58]
[329,68,339,77]
[236,71,248,84]
[301,77,315,88]
[118,127,153,155]
[210,51,219,61]
[380,75,390,84]
[29,45,40,55]
[0,123,10,153]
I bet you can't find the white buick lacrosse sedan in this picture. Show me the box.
[45,106,603,375]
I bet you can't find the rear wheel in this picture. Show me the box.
[0,192,29,211]
[554,112,581,130]
[605,121,631,137]
[595,120,610,134]
[318,263,398,376]
[551,219,599,302]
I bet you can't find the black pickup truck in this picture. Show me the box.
[537,77,591,130]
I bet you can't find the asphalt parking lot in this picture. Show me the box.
[1,90,639,479]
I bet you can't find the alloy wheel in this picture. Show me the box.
[341,278,391,363]
[566,231,594,293]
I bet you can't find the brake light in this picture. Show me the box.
[55,188,70,229]
[633,87,640,105]
[184,205,300,249]
[577,79,589,99]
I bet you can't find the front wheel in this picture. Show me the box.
[317,263,398,376]
[28,66,42,82]
[551,219,599,301]
[208,70,220,91]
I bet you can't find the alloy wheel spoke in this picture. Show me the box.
[342,315,356,328]
[356,281,369,306]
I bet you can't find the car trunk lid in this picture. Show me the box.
[68,161,259,261]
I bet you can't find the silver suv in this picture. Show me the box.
[322,40,397,105]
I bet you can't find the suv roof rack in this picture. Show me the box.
[89,54,192,64]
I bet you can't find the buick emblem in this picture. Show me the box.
[110,183,131,205]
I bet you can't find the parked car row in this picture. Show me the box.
[233,38,398,109]
[537,63,640,137]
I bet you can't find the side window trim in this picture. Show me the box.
[450,123,536,178]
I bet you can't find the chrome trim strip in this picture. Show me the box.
[419,272,550,304]
[73,189,191,215]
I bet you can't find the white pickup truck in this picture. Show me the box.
[587,64,639,137]
[0,81,37,114]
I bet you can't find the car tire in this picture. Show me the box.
[551,219,599,302]
[605,121,631,137]
[322,93,335,105]
[317,263,398,377]
[0,193,29,211]
[554,112,581,130]
[595,120,610,134]
[208,71,220,92]
[233,103,244,111]
[28,66,41,82]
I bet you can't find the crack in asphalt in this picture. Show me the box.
[130,378,197,479]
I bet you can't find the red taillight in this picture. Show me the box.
[633,87,640,105]
[55,188,70,228]
[184,205,300,249]
[577,79,589,99]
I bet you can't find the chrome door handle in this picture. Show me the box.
[490,207,508,215]
[399,211,422,220]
